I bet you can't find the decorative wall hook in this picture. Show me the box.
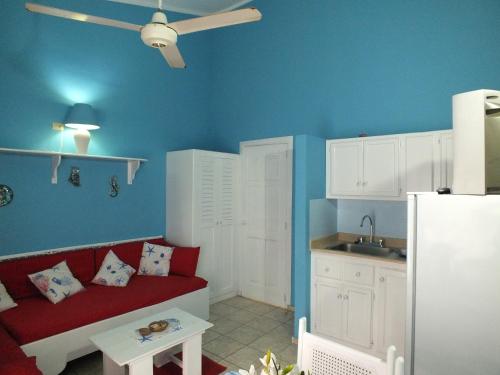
[68,167,80,187]
[109,176,119,197]
[0,185,14,207]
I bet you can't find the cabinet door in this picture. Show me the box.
[198,226,216,295]
[363,137,400,196]
[313,279,343,340]
[440,131,453,189]
[213,157,237,298]
[375,269,406,356]
[404,133,439,193]
[327,140,363,196]
[343,285,373,348]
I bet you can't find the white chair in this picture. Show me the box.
[297,317,404,375]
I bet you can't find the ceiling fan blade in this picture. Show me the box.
[160,44,186,69]
[25,3,142,32]
[167,8,262,35]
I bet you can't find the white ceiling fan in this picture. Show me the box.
[25,0,262,69]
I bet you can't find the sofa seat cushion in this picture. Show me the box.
[0,275,208,345]
[0,324,27,363]
[0,358,41,375]
[0,249,95,300]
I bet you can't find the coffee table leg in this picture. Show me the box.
[182,333,202,375]
[103,354,125,375]
[129,356,154,375]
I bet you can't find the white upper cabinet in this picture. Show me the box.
[326,130,453,200]
[327,140,363,196]
[363,137,399,196]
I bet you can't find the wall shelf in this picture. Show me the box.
[0,147,147,185]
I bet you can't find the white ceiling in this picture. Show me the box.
[107,0,254,16]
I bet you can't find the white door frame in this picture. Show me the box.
[239,136,293,308]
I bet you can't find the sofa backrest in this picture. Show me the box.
[0,249,95,300]
[94,238,171,271]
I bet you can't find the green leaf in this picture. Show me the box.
[282,364,295,375]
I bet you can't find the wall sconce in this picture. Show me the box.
[64,103,99,154]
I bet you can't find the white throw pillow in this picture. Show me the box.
[92,250,135,287]
[0,281,17,312]
[138,242,173,277]
[28,260,84,304]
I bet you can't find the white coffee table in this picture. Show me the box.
[90,307,213,375]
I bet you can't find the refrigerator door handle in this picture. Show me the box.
[405,194,417,375]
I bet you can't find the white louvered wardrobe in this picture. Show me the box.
[166,150,239,303]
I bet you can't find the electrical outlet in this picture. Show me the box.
[52,122,64,131]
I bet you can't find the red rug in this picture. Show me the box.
[153,354,227,375]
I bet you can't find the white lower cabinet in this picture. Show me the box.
[311,252,406,357]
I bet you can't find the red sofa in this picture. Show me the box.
[0,238,207,375]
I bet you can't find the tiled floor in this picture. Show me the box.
[61,296,296,375]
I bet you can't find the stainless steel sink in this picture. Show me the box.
[325,242,406,259]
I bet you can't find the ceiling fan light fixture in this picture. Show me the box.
[141,23,177,48]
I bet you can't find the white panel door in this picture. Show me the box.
[240,137,292,308]
[327,140,363,196]
[404,134,437,193]
[440,131,453,189]
[313,279,343,339]
[343,285,373,348]
[375,269,406,357]
[363,137,400,196]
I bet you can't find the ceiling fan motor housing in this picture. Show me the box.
[141,11,177,48]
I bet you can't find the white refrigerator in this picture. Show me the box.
[406,193,500,375]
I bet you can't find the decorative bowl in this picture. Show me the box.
[149,320,168,332]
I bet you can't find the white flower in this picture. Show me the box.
[239,365,256,375]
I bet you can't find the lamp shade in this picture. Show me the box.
[65,103,99,130]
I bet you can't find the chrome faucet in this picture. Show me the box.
[360,214,374,244]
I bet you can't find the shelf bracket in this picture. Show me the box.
[51,155,61,184]
[127,160,141,185]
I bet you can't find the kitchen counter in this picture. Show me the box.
[310,232,407,264]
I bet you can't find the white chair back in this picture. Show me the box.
[297,317,401,375]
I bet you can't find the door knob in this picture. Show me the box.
[379,276,385,282]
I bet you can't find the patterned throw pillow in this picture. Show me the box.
[92,250,135,287]
[138,242,173,277]
[0,281,17,312]
[28,261,84,304]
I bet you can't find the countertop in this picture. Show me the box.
[310,232,407,265]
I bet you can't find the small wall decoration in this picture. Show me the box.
[68,167,81,187]
[0,185,14,207]
[109,176,119,198]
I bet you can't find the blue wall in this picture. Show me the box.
[293,135,325,335]
[0,1,214,254]
[208,0,500,152]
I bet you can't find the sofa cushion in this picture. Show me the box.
[138,242,173,277]
[0,275,208,345]
[28,261,85,304]
[0,281,17,312]
[0,249,94,300]
[0,358,41,375]
[170,246,200,277]
[92,250,135,287]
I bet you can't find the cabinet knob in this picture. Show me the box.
[355,272,361,277]
[337,294,342,299]
[379,276,385,282]
[356,181,361,186]
[363,181,367,186]
[324,267,330,273]
[343,295,349,300]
